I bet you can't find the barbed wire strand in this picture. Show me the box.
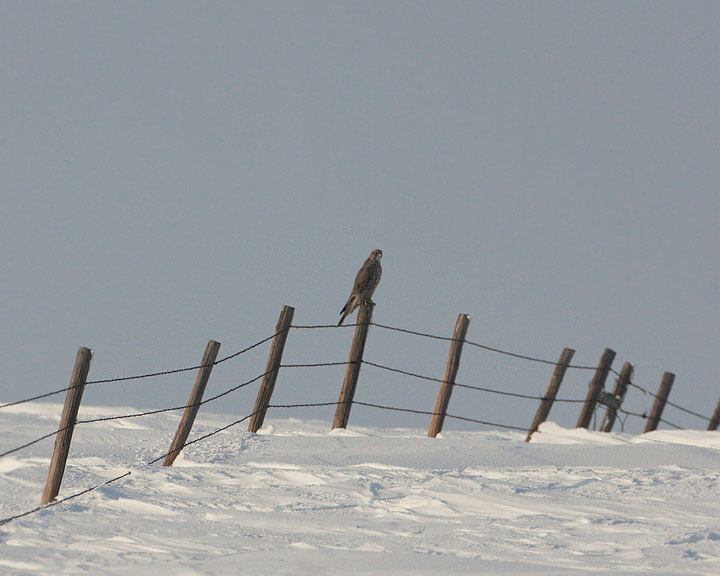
[292,322,597,370]
[78,370,270,426]
[616,407,684,431]
[0,472,132,527]
[362,360,445,384]
[1,370,270,459]
[0,425,73,459]
[353,401,529,431]
[147,412,258,465]
[621,378,710,423]
[1,361,348,460]
[280,362,351,368]
[262,395,532,433]
[291,323,359,329]
[619,407,647,420]
[86,330,283,386]
[368,322,599,370]
[362,360,587,404]
[2,407,267,525]
[0,331,282,411]
[664,399,710,422]
[0,385,85,410]
[610,368,711,424]
[265,397,530,432]
[659,417,684,431]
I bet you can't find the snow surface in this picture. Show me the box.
[1,403,719,575]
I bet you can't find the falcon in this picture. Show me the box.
[338,249,383,326]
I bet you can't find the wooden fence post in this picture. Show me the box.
[600,362,633,432]
[248,305,295,433]
[576,348,616,429]
[428,314,471,438]
[163,340,221,466]
[332,302,374,430]
[708,397,720,431]
[525,347,575,442]
[644,372,675,433]
[41,347,93,505]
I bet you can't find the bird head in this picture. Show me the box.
[370,249,383,260]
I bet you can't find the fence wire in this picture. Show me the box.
[296,321,711,426]
[367,322,599,370]
[362,360,588,404]
[0,370,270,460]
[0,471,133,527]
[610,405,684,431]
[294,321,599,370]
[0,426,74,459]
[622,378,711,424]
[0,408,256,527]
[280,362,350,368]
[0,330,282,411]
[353,400,529,431]
[77,371,271,427]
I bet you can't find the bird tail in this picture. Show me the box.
[338,296,356,326]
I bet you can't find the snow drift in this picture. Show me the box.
[1,403,719,575]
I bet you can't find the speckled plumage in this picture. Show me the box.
[338,249,383,326]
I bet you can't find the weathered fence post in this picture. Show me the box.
[600,361,633,432]
[576,348,616,429]
[41,347,93,505]
[163,339,221,466]
[708,397,720,431]
[248,305,295,433]
[332,302,374,430]
[525,347,575,442]
[644,372,675,433]
[428,314,471,438]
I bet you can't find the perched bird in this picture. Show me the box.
[338,249,383,326]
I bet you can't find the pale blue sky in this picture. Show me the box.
[2,2,719,433]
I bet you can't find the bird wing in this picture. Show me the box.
[352,261,373,293]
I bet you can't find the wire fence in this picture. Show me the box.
[0,329,285,411]
[1,316,716,527]
[3,319,715,458]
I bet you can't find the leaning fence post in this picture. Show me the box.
[576,348,616,429]
[428,314,471,438]
[644,372,675,433]
[41,347,93,505]
[248,305,295,433]
[332,302,374,430]
[708,397,720,431]
[163,339,221,466]
[600,362,633,432]
[525,347,575,442]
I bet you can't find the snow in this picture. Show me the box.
[1,403,719,575]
